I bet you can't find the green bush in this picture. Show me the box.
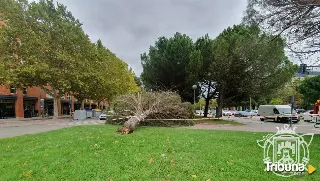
[113,91,195,119]
[105,117,195,127]
[146,102,195,119]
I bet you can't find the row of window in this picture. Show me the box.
[61,94,72,100]
[10,86,71,100]
[10,86,27,94]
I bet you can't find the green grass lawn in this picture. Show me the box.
[193,119,244,125]
[0,125,319,181]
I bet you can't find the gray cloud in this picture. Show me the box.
[54,0,247,75]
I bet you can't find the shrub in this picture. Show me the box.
[146,102,194,119]
[105,117,195,127]
[113,91,195,119]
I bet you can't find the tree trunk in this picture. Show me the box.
[118,115,145,134]
[216,83,225,118]
[81,99,85,109]
[204,97,210,117]
[204,81,212,117]
[204,81,211,117]
[53,96,59,120]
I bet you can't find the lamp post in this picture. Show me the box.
[192,85,197,112]
[69,100,72,122]
[39,88,43,119]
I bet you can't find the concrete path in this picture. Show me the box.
[0,124,72,139]
[0,118,105,139]
[2,116,320,139]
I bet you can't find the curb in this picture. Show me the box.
[0,116,71,122]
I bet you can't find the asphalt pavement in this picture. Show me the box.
[1,116,320,139]
[189,116,320,134]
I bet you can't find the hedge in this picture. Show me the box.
[104,116,195,127]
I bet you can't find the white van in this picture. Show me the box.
[258,105,299,123]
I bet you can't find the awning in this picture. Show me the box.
[0,95,17,100]
[23,96,38,101]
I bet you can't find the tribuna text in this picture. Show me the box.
[265,162,305,172]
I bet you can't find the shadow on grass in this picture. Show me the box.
[193,119,244,125]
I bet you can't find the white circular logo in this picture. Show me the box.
[257,125,314,177]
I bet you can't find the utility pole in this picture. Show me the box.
[69,101,72,122]
[289,95,294,128]
[39,88,44,119]
[192,85,197,113]
[249,97,252,111]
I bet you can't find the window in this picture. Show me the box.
[22,87,27,95]
[10,86,16,94]
[67,94,71,100]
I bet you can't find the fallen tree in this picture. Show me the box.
[113,91,193,134]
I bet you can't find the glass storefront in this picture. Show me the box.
[0,100,16,119]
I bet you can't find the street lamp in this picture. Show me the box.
[39,88,43,119]
[192,85,197,111]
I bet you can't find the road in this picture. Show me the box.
[190,116,320,134]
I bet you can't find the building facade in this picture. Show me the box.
[0,85,100,119]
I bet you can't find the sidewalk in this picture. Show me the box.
[0,116,73,128]
[0,115,71,122]
[0,118,104,139]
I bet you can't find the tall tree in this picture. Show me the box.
[18,0,92,119]
[0,0,45,86]
[243,0,320,57]
[298,76,320,105]
[1,0,138,117]
[193,35,218,117]
[70,39,139,109]
[134,75,142,87]
[141,32,200,102]
[211,24,297,117]
[271,78,303,104]
[93,40,139,105]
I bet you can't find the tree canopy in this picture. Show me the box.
[141,32,199,102]
[298,76,320,105]
[140,25,297,117]
[205,24,297,116]
[243,0,320,57]
[0,0,138,118]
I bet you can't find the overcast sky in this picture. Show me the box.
[52,0,247,75]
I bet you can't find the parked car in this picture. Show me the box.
[99,110,115,120]
[300,110,314,122]
[296,109,306,114]
[251,110,258,116]
[99,112,107,120]
[303,110,314,115]
[230,110,237,115]
[222,110,232,116]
